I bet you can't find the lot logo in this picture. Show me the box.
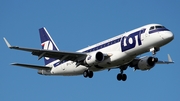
[121,30,143,52]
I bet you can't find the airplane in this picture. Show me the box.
[3,23,174,81]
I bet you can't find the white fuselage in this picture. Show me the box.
[48,24,173,76]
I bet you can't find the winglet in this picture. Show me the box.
[167,54,173,63]
[3,37,12,48]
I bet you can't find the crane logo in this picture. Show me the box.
[41,40,53,60]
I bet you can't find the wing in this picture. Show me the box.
[4,38,87,62]
[12,63,51,70]
[156,54,174,64]
[131,54,174,65]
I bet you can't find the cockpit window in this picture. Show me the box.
[149,26,155,30]
[149,25,169,34]
[155,26,165,29]
[150,26,165,31]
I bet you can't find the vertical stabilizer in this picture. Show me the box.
[39,27,59,66]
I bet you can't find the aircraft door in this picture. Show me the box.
[144,28,149,39]
[140,29,145,41]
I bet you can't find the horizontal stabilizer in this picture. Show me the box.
[11,63,51,70]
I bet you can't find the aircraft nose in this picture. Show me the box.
[162,31,174,42]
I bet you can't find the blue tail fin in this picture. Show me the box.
[39,27,59,66]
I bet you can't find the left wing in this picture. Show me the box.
[3,38,87,62]
[128,54,174,71]
[156,54,174,64]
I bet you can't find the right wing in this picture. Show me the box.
[4,38,87,62]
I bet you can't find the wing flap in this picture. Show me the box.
[12,63,51,70]
[31,49,86,61]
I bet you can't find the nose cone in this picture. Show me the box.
[162,31,174,43]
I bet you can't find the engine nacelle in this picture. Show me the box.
[136,56,158,70]
[85,51,105,66]
[38,70,51,75]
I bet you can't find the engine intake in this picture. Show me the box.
[85,51,104,66]
[136,56,158,70]
[147,57,158,66]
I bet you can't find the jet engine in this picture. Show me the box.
[37,70,51,75]
[85,51,105,66]
[133,56,158,70]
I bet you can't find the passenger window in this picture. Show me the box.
[111,41,114,44]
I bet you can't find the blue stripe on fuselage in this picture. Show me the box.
[83,29,146,53]
[83,38,121,53]
[149,28,170,34]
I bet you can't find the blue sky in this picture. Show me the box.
[1,0,179,101]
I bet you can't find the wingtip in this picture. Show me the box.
[11,63,16,65]
[167,54,174,63]
[3,37,11,48]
